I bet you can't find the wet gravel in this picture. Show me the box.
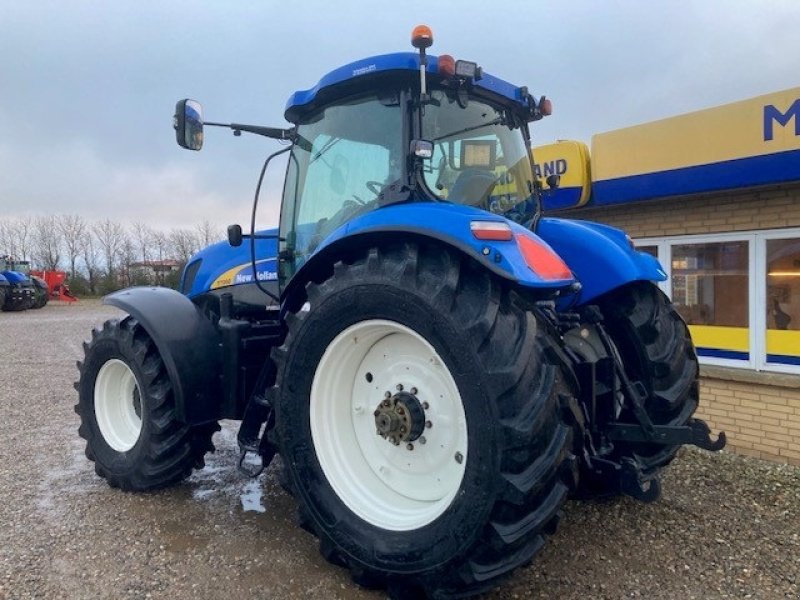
[0,301,798,599]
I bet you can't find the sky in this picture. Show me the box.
[0,0,798,231]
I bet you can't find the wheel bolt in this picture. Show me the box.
[397,407,405,415]
[410,387,418,395]
[385,391,392,398]
[425,420,432,429]
[422,401,430,410]
[455,451,464,464]
[419,436,426,445]
[406,443,414,451]
[396,384,404,391]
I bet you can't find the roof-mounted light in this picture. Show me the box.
[455,60,482,80]
[539,96,552,116]
[411,25,433,49]
[438,54,456,77]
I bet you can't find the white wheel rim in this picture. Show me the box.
[310,319,468,531]
[94,359,143,452]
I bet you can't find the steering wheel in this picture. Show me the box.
[449,169,499,210]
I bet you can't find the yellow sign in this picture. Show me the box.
[589,86,800,205]
[531,141,592,209]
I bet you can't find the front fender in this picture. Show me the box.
[294,202,576,292]
[536,217,666,305]
[104,286,222,425]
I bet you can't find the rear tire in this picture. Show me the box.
[75,317,218,490]
[273,243,577,599]
[581,281,698,495]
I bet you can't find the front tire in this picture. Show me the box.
[75,317,218,490]
[273,243,577,598]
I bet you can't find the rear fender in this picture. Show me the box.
[104,287,222,425]
[286,202,576,301]
[536,217,666,306]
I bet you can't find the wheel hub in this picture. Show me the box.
[374,390,425,445]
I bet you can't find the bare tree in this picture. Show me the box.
[118,236,137,288]
[151,230,169,261]
[93,219,125,283]
[59,214,87,279]
[169,228,199,264]
[80,232,101,295]
[11,216,33,261]
[32,215,62,271]
[130,221,154,265]
[195,219,221,248]
[0,218,15,256]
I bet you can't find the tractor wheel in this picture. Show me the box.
[75,317,218,490]
[584,281,698,495]
[272,243,578,599]
[34,292,48,309]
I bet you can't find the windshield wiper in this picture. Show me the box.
[310,137,341,164]
[432,117,503,142]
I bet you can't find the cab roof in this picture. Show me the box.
[284,52,531,124]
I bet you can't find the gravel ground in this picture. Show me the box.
[0,300,798,599]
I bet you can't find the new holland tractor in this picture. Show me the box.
[0,257,35,311]
[75,27,725,599]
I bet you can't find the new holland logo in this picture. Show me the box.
[533,159,567,178]
[764,98,800,141]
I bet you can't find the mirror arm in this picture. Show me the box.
[204,122,295,141]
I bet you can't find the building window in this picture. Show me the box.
[636,228,800,375]
[671,241,749,361]
[765,237,800,366]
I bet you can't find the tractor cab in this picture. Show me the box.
[278,51,547,275]
[174,27,554,295]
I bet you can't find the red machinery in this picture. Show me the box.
[30,270,78,302]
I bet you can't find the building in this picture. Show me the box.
[536,86,800,465]
[129,259,182,283]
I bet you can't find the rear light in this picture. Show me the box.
[470,221,513,241]
[514,234,572,280]
[539,97,552,116]
[438,54,456,77]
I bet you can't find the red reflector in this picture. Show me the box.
[471,221,513,241]
[438,54,456,77]
[515,234,572,280]
[540,97,552,116]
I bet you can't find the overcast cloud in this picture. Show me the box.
[1,1,798,230]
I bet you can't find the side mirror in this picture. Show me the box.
[546,174,561,190]
[174,99,204,151]
[227,224,243,247]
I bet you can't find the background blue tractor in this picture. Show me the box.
[0,256,35,311]
[75,27,724,599]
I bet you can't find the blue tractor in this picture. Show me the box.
[0,257,35,311]
[75,27,724,598]
[0,273,8,309]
